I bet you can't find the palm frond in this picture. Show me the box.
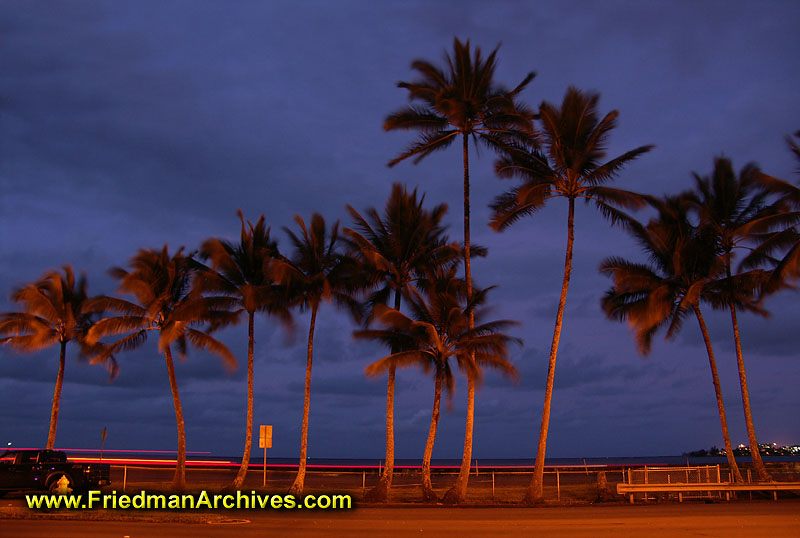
[593,200,640,231]
[1,331,59,352]
[383,106,449,132]
[585,145,654,185]
[364,350,430,377]
[387,129,459,167]
[87,316,151,344]
[83,296,146,316]
[9,285,59,322]
[185,328,237,371]
[0,314,53,336]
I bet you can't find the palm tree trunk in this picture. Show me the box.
[422,368,443,503]
[729,303,771,481]
[694,307,743,483]
[461,124,473,316]
[289,305,317,497]
[163,345,186,490]
[46,341,67,449]
[443,131,474,504]
[233,311,256,489]
[367,289,403,502]
[526,197,576,504]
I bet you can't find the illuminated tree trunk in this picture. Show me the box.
[526,197,575,504]
[289,305,317,497]
[729,303,772,481]
[443,132,474,504]
[164,345,187,490]
[366,289,403,502]
[233,311,255,489]
[421,368,443,502]
[695,307,743,483]
[46,341,67,450]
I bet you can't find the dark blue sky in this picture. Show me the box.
[1,1,798,460]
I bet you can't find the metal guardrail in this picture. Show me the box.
[618,465,800,503]
[617,481,800,502]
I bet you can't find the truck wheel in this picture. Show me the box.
[48,473,74,495]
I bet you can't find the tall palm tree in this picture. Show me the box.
[344,183,455,502]
[600,197,745,483]
[688,158,777,481]
[279,214,362,497]
[198,211,292,489]
[355,266,519,502]
[85,246,237,490]
[0,266,117,449]
[490,87,653,503]
[385,37,535,503]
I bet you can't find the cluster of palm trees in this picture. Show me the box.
[600,153,799,484]
[1,37,798,504]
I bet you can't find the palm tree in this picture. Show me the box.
[688,157,777,481]
[741,133,800,291]
[600,197,744,483]
[355,266,519,502]
[344,183,455,501]
[385,36,535,503]
[0,266,117,449]
[198,211,292,489]
[490,87,653,503]
[279,214,362,497]
[85,246,237,490]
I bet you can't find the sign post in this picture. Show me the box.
[259,425,272,487]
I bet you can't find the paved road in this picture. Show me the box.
[2,502,799,537]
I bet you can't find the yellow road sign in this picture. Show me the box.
[259,425,272,449]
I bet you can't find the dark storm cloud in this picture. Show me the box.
[2,0,798,458]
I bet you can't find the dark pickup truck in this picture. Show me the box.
[0,449,110,496]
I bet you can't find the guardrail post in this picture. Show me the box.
[556,468,560,501]
[643,465,648,500]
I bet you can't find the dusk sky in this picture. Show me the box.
[1,1,798,461]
